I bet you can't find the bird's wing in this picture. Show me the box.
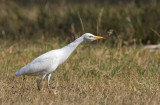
[16,50,59,76]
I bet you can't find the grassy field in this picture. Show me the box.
[1,1,160,105]
[1,38,160,105]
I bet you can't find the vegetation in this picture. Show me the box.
[0,1,160,44]
[1,39,160,104]
[1,0,160,105]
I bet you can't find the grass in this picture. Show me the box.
[1,38,160,105]
[0,1,160,44]
[0,1,160,104]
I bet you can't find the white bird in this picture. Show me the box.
[15,33,105,90]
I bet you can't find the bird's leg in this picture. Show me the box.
[47,73,51,88]
[38,74,46,91]
[22,75,26,89]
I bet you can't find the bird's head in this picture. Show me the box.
[83,33,105,42]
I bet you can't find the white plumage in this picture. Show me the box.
[15,33,104,90]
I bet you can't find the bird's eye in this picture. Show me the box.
[89,36,93,38]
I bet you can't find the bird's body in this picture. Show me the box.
[15,33,104,90]
[15,50,60,76]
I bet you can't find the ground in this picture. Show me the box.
[1,39,160,105]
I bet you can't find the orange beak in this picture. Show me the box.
[91,36,105,39]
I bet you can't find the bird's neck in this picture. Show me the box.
[61,36,84,58]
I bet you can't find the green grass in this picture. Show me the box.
[1,39,160,105]
[0,1,160,44]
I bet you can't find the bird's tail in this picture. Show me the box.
[15,66,26,76]
[15,71,21,76]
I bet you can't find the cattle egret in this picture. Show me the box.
[15,33,105,90]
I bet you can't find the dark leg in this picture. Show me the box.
[38,74,46,91]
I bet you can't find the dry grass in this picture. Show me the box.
[1,39,160,105]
